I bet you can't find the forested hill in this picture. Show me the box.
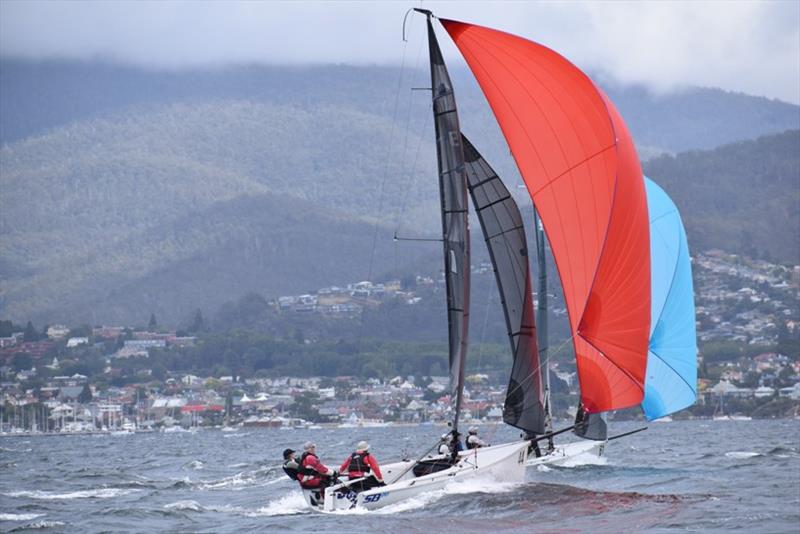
[0,61,798,326]
[644,129,800,264]
[1,59,798,155]
[0,101,442,325]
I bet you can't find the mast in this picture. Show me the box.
[419,10,470,433]
[534,208,554,447]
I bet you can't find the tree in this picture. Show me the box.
[23,321,39,342]
[68,324,92,338]
[189,309,205,333]
[12,353,33,371]
[148,313,158,331]
[78,383,93,403]
[0,320,15,337]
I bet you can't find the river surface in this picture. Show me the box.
[1,419,798,533]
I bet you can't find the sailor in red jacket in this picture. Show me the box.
[297,441,337,491]
[340,441,384,492]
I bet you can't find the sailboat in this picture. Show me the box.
[302,10,696,511]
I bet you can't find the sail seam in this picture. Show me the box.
[530,144,616,197]
[648,347,697,396]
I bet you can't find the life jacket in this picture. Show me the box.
[466,434,480,450]
[347,451,372,478]
[283,458,314,481]
[283,459,300,481]
[298,452,327,488]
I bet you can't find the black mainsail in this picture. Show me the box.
[424,15,470,430]
[462,134,545,436]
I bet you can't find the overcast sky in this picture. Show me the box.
[1,0,798,104]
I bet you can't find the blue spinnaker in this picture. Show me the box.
[642,177,697,420]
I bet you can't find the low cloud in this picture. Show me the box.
[1,0,798,104]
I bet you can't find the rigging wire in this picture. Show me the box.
[354,12,413,355]
[392,26,429,273]
[393,29,431,238]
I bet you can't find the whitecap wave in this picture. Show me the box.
[248,491,309,516]
[4,488,139,500]
[0,513,44,521]
[164,500,204,512]
[0,446,32,453]
[196,467,283,491]
[725,451,761,459]
[9,520,66,530]
[187,460,205,470]
[197,472,252,490]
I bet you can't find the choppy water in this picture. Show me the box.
[1,420,798,533]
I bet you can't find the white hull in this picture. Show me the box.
[303,440,529,512]
[526,439,605,468]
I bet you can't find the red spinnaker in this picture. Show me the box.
[442,19,650,412]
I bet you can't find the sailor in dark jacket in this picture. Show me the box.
[465,426,488,449]
[282,448,301,481]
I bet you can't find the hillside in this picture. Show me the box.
[0,64,798,325]
[0,101,444,324]
[2,60,798,155]
[644,130,800,264]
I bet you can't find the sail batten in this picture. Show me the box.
[442,18,650,413]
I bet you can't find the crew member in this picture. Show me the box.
[339,441,384,492]
[282,448,301,480]
[438,432,452,455]
[438,430,464,459]
[298,441,337,493]
[452,430,464,453]
[465,426,488,449]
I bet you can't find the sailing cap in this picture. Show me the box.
[303,441,316,451]
[356,441,370,451]
[282,448,295,459]
[469,426,478,434]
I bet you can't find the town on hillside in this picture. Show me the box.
[1,250,798,435]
